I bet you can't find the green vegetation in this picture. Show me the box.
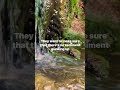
[35,0,85,90]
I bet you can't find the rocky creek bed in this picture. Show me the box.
[35,53,85,90]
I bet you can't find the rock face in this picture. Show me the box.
[0,0,34,90]
[86,51,109,79]
[86,0,120,22]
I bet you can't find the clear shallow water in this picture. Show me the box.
[35,51,85,90]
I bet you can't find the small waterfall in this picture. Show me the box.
[35,0,47,60]
[35,0,58,60]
